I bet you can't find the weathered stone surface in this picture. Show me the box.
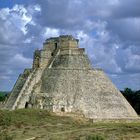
[41,69,137,118]
[3,35,138,120]
[4,69,31,110]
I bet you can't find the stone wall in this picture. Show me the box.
[4,69,31,109]
[3,35,139,120]
[41,68,138,119]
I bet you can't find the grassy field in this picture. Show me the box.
[0,109,140,140]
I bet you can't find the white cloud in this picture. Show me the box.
[12,53,32,67]
[34,4,41,12]
[108,0,120,6]
[0,0,140,90]
[0,8,10,20]
[0,75,10,80]
[0,5,33,44]
[75,30,122,74]
[11,5,32,34]
[43,27,60,39]
[125,53,140,72]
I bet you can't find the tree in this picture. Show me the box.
[121,88,140,114]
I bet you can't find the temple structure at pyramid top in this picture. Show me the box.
[3,35,138,120]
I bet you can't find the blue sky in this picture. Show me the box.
[0,0,25,8]
[0,0,140,91]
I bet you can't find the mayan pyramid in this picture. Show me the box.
[4,35,138,119]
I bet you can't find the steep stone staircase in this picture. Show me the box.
[4,72,30,110]
[12,48,60,110]
[3,47,60,110]
[13,69,37,109]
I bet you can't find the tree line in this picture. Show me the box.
[121,88,140,115]
[0,91,9,102]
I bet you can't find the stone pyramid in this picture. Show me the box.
[4,35,138,119]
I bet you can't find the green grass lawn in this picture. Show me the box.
[0,109,140,140]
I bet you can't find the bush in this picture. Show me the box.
[0,92,9,102]
[0,132,13,140]
[0,111,11,126]
[86,135,105,140]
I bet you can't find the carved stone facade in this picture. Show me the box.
[3,35,139,120]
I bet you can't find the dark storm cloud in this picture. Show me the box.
[107,18,140,42]
[30,0,140,42]
[111,0,140,18]
[29,0,86,30]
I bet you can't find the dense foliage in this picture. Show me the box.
[121,88,140,114]
[0,92,9,102]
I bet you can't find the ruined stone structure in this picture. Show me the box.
[4,35,138,119]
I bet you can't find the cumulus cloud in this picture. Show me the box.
[0,0,140,90]
[42,27,60,39]
[11,54,32,68]
[0,4,34,90]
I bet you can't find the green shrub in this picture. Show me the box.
[0,132,13,140]
[0,111,11,126]
[86,135,105,140]
[0,92,9,102]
